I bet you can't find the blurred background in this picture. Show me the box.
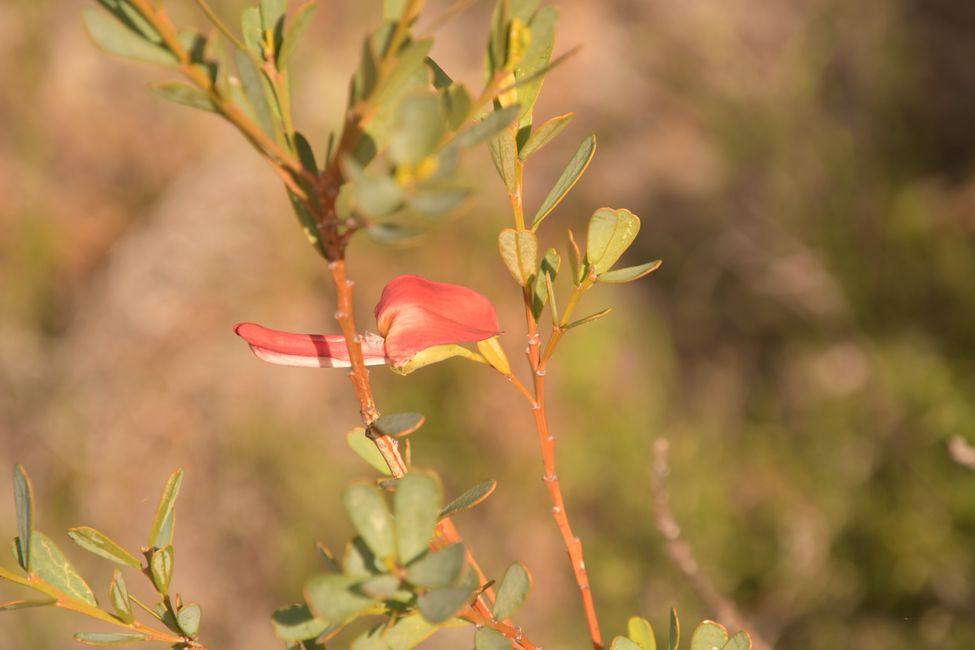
[2,0,975,647]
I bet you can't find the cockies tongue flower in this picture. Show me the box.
[235,275,501,374]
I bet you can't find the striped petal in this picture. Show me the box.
[374,275,500,367]
[234,323,386,368]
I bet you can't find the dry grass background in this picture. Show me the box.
[2,0,975,648]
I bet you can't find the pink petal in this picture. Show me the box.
[374,275,500,366]
[234,323,386,368]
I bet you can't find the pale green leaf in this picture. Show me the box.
[29,532,96,606]
[13,465,32,572]
[390,92,445,165]
[489,128,518,194]
[492,562,531,620]
[394,472,442,564]
[722,632,752,650]
[629,616,657,650]
[532,135,596,229]
[611,638,643,650]
[108,569,133,623]
[373,412,425,438]
[149,544,173,594]
[176,603,202,636]
[82,8,177,65]
[586,207,641,274]
[407,543,466,588]
[418,584,474,623]
[148,469,183,549]
[279,1,318,69]
[68,527,141,568]
[304,573,377,623]
[690,620,728,650]
[347,427,394,476]
[474,627,510,650]
[519,112,574,159]
[454,105,520,148]
[152,81,216,112]
[272,604,331,642]
[74,632,150,646]
[344,484,396,560]
[597,260,661,284]
[351,613,439,650]
[498,228,538,286]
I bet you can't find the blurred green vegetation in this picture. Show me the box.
[1,0,974,648]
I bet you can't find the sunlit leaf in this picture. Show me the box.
[368,223,423,245]
[519,112,574,159]
[74,632,150,646]
[669,609,680,650]
[611,638,643,650]
[410,187,471,217]
[12,465,32,571]
[512,6,557,119]
[690,620,728,650]
[279,1,318,69]
[597,260,661,284]
[454,106,520,148]
[565,307,612,330]
[629,616,657,650]
[148,469,183,549]
[234,49,276,138]
[531,135,596,229]
[149,545,174,594]
[722,631,752,650]
[498,229,538,286]
[30,532,97,606]
[351,613,439,650]
[176,603,202,636]
[489,127,518,194]
[347,427,394,475]
[0,598,55,611]
[532,248,561,319]
[390,92,446,165]
[152,81,216,112]
[586,207,641,274]
[108,569,133,623]
[440,479,497,519]
[68,527,141,568]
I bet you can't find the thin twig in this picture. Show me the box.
[650,438,772,650]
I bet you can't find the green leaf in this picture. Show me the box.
[690,621,728,650]
[12,465,33,572]
[669,609,680,650]
[410,187,471,217]
[390,92,446,165]
[629,616,657,650]
[492,562,531,620]
[344,484,396,560]
[567,228,584,284]
[513,6,558,119]
[407,543,466,588]
[235,48,277,139]
[152,81,216,112]
[395,472,442,564]
[532,248,561,319]
[240,6,263,58]
[294,131,318,173]
[566,307,612,330]
[82,8,177,65]
[74,632,150,646]
[347,427,394,476]
[149,544,174,594]
[440,479,497,519]
[272,604,331,642]
[344,159,405,219]
[611,639,643,650]
[304,573,377,623]
[474,627,510,650]
[351,613,439,650]
[343,537,382,578]
[260,0,286,30]
[279,0,318,69]
[498,229,538,286]
[68,527,141,568]
[519,112,574,159]
[586,207,641,274]
[359,574,403,599]
[383,0,410,20]
[288,189,326,256]
[148,469,183,549]
[531,134,596,229]
[597,260,661,284]
[443,84,472,130]
[369,37,434,110]
[29,532,97,606]
[722,632,752,650]
[108,569,133,623]
[94,0,161,42]
[373,413,425,438]
[489,128,518,194]
[418,584,474,623]
[368,223,423,245]
[176,603,202,636]
[0,598,55,611]
[454,106,520,149]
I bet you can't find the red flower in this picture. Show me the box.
[235,275,500,372]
